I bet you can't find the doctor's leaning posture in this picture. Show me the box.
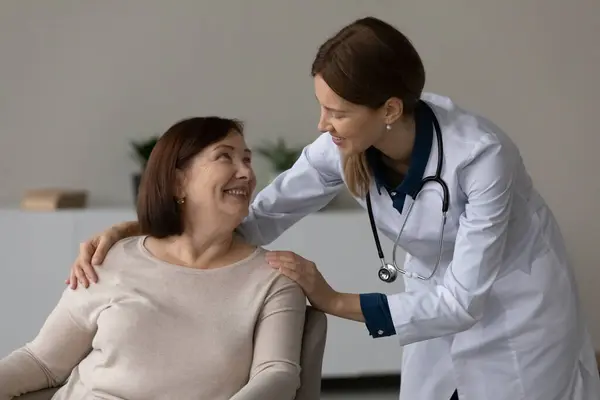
[68,17,600,400]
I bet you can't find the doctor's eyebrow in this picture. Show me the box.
[315,96,348,113]
[324,106,347,113]
[320,105,350,116]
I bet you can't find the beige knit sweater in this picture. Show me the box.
[0,236,306,400]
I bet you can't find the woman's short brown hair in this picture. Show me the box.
[311,17,426,197]
[136,116,244,238]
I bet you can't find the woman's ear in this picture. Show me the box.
[383,97,404,125]
[174,168,186,199]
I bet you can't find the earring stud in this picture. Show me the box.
[386,124,392,131]
[176,198,185,205]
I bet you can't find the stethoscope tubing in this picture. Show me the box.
[367,101,449,283]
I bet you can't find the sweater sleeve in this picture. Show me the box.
[230,275,306,400]
[0,282,112,399]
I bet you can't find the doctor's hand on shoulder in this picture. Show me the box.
[266,251,338,312]
[66,221,139,289]
[266,251,364,322]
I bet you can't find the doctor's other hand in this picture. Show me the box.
[265,251,339,313]
[66,227,124,289]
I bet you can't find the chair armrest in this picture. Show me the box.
[295,306,328,400]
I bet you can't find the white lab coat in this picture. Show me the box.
[238,93,600,400]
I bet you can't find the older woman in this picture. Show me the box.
[0,117,306,400]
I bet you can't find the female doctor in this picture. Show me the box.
[67,17,599,400]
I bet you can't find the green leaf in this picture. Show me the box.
[130,136,159,169]
[254,138,304,171]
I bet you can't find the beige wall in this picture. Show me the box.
[1,1,599,344]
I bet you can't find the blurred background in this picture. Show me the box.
[1,1,599,398]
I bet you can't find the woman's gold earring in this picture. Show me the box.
[176,197,185,205]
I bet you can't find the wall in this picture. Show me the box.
[1,1,599,343]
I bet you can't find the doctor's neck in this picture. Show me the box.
[373,114,416,170]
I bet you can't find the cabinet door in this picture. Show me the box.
[0,211,74,357]
[71,209,136,248]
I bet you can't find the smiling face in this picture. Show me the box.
[177,131,256,225]
[314,74,389,156]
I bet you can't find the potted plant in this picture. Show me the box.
[255,138,304,182]
[130,136,159,202]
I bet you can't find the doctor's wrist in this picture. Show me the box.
[116,220,141,238]
[324,291,343,314]
[327,292,365,323]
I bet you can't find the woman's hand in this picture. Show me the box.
[66,221,139,289]
[265,251,340,314]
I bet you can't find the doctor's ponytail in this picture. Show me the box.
[311,17,426,197]
[342,153,371,198]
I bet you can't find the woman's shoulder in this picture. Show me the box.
[424,93,522,171]
[60,237,142,304]
[240,246,303,291]
[425,92,517,150]
[234,245,271,276]
[93,236,145,277]
[245,249,306,311]
[103,236,142,261]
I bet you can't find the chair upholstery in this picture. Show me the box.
[295,306,328,400]
[14,306,327,400]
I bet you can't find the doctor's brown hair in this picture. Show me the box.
[311,17,426,197]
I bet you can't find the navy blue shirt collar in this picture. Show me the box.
[366,100,434,199]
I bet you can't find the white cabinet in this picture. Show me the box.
[0,208,405,378]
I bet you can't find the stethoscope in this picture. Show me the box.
[366,102,450,283]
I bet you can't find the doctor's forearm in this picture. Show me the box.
[328,293,366,322]
[328,292,398,339]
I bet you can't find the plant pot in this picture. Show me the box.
[132,173,142,204]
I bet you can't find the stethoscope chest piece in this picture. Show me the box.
[378,262,398,283]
